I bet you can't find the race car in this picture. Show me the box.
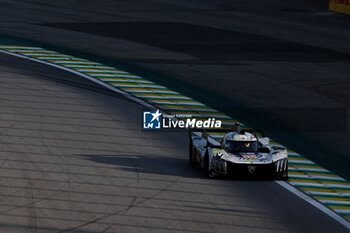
[188,124,288,179]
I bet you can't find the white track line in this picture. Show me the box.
[320,200,350,205]
[290,182,350,188]
[288,159,315,164]
[276,181,350,230]
[289,174,345,181]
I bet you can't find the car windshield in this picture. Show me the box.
[226,140,258,153]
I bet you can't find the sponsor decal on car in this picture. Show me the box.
[241,155,257,159]
[248,166,256,174]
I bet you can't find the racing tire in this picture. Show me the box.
[189,139,196,167]
[276,171,288,180]
[204,152,215,178]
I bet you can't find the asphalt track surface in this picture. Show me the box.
[0,45,349,233]
[0,0,349,180]
[0,0,349,232]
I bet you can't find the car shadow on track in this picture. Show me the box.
[79,154,281,181]
[79,154,203,178]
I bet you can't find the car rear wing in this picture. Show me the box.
[188,125,266,148]
[188,127,265,138]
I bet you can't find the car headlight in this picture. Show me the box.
[275,159,288,172]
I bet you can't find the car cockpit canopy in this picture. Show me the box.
[223,131,259,153]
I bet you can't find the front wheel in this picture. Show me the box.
[276,171,288,180]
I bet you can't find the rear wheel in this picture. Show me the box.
[189,140,196,167]
[204,152,215,178]
[203,153,209,171]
